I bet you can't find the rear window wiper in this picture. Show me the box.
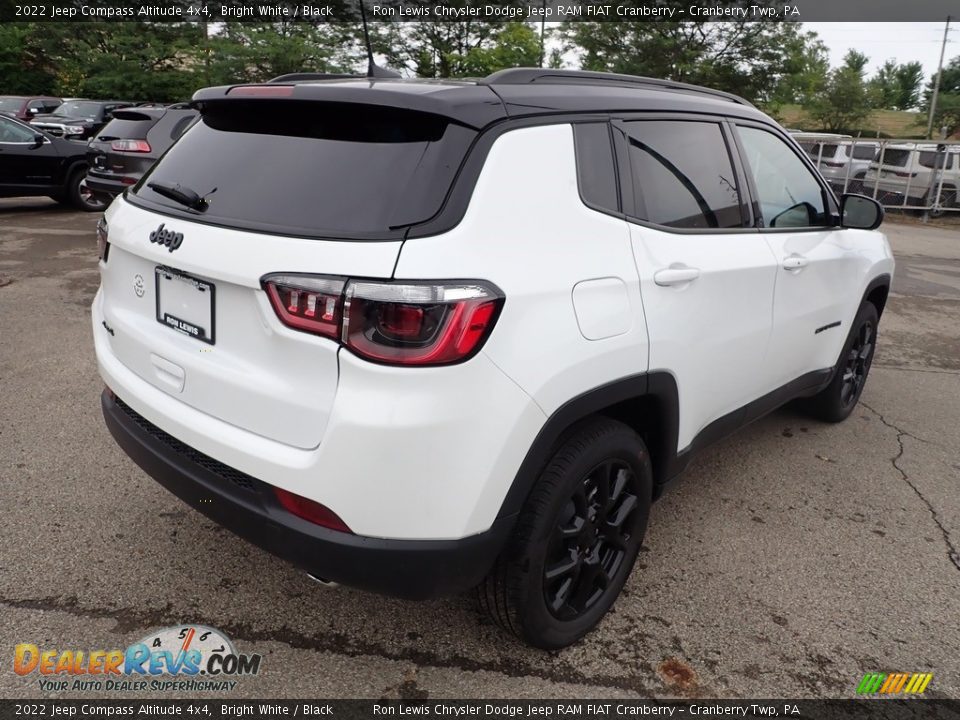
[147,181,213,212]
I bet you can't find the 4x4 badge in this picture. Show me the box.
[149,223,183,253]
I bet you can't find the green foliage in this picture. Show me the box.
[371,19,541,78]
[458,24,542,77]
[921,56,960,137]
[869,59,923,110]
[562,19,827,107]
[806,50,873,132]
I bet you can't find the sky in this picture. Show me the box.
[805,22,956,81]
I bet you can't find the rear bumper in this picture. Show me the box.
[85,172,134,199]
[101,388,512,599]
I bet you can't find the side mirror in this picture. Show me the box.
[31,134,45,149]
[841,194,883,230]
[27,107,39,115]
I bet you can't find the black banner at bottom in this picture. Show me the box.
[1,700,959,720]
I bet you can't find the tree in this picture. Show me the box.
[806,50,873,132]
[561,19,828,107]
[920,56,960,137]
[206,22,361,86]
[458,23,542,77]
[869,59,923,110]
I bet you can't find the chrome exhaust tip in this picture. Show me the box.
[307,573,340,588]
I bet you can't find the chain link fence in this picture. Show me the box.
[791,134,960,217]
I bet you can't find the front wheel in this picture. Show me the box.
[802,302,879,423]
[479,418,652,649]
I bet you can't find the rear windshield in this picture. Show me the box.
[800,143,839,159]
[131,101,476,239]
[97,116,154,141]
[879,149,910,167]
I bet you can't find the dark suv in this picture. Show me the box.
[86,105,199,202]
[0,113,105,211]
[30,99,133,141]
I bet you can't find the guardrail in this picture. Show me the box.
[792,135,960,216]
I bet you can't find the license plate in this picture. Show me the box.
[155,267,215,344]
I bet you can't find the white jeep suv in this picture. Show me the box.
[93,69,894,649]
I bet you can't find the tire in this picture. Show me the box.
[67,168,107,212]
[802,302,879,423]
[847,174,866,195]
[924,187,956,218]
[479,417,652,649]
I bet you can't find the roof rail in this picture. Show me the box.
[268,72,363,83]
[480,68,754,108]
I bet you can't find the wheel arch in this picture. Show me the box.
[862,273,891,318]
[495,371,680,522]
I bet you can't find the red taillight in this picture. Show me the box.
[264,275,345,339]
[261,275,504,366]
[110,139,151,153]
[274,488,352,533]
[121,177,137,185]
[96,217,109,262]
[893,171,916,178]
[228,85,294,97]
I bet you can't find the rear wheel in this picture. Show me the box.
[479,418,652,649]
[925,187,956,218]
[67,169,107,212]
[802,302,878,423]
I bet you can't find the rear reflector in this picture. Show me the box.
[262,274,504,367]
[228,85,294,97]
[274,488,352,533]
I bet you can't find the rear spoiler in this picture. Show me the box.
[190,82,505,130]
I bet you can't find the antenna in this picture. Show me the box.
[359,1,401,79]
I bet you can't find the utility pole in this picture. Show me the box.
[926,16,951,140]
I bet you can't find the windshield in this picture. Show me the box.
[0,98,24,113]
[53,101,102,119]
[131,101,476,239]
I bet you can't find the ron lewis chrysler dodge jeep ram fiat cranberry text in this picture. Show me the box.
[93,69,893,649]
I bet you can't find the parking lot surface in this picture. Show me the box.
[1,197,958,699]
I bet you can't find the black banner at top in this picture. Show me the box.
[0,0,956,22]
[0,700,959,720]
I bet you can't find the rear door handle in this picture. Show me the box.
[654,266,700,287]
[783,255,809,271]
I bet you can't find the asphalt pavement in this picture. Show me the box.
[1,197,958,700]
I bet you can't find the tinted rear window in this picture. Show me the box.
[880,149,910,167]
[852,145,877,160]
[802,143,839,159]
[97,117,155,141]
[623,120,744,229]
[918,151,956,169]
[131,101,476,239]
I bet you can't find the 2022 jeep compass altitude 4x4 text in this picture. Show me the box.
[93,68,893,649]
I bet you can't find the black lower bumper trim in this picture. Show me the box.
[101,389,512,600]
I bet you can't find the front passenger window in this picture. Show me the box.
[736,126,828,229]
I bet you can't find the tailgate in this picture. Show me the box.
[98,198,401,450]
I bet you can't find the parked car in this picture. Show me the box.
[30,99,134,141]
[863,143,960,214]
[86,105,199,203]
[0,95,62,122]
[93,68,893,649]
[0,113,106,211]
[793,133,879,193]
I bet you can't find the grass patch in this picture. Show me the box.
[775,105,927,139]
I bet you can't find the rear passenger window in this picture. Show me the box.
[736,126,828,229]
[573,123,619,215]
[623,121,744,229]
